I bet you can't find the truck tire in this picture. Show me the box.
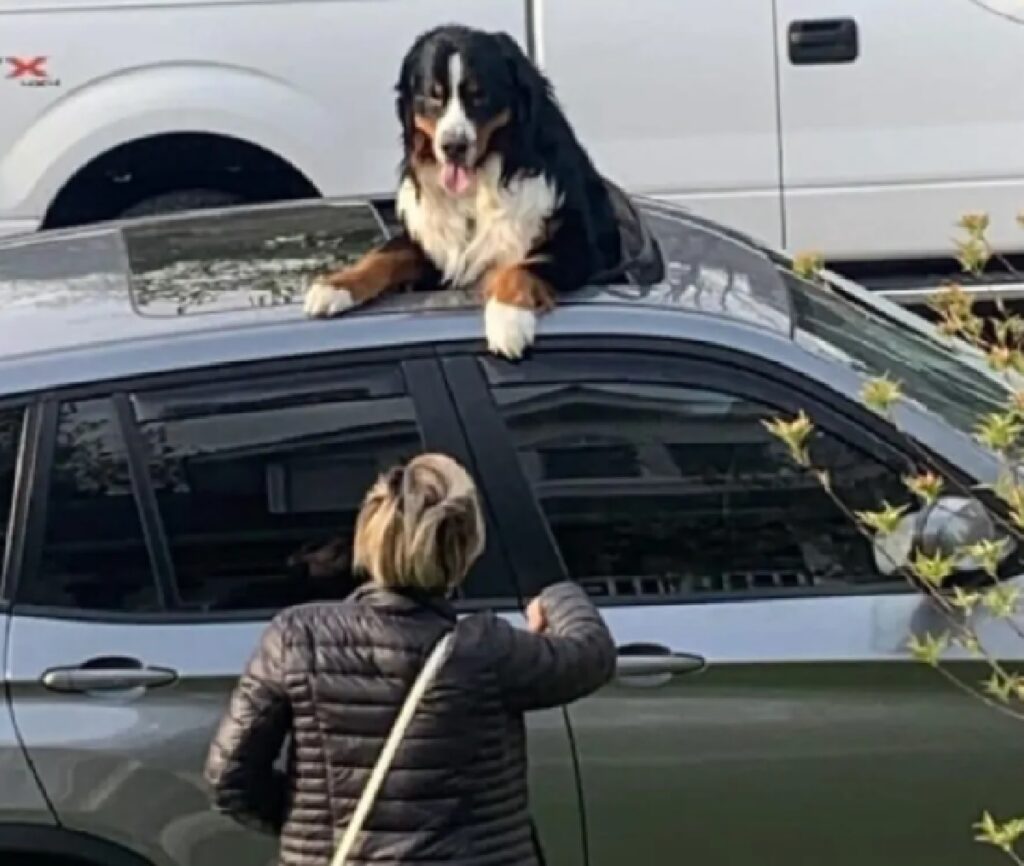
[117,188,244,219]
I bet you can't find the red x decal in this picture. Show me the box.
[6,56,48,79]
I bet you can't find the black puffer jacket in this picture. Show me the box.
[204,581,615,865]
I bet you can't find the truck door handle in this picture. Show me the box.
[42,656,178,693]
[616,643,706,683]
[789,18,859,65]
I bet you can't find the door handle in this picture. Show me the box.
[615,642,706,683]
[41,656,177,694]
[789,18,859,65]
[616,654,706,678]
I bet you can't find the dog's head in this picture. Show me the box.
[396,25,547,196]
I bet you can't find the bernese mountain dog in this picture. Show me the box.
[303,23,622,359]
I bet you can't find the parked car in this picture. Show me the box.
[0,195,1022,866]
[3,0,1024,300]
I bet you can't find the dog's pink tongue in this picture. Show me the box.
[442,163,471,195]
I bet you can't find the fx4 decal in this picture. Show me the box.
[1,56,60,87]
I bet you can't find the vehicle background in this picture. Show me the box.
[1,199,1024,866]
[2,0,1024,296]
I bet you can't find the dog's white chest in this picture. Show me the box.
[397,158,561,287]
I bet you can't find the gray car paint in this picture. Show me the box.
[2,197,1022,866]
[0,611,53,823]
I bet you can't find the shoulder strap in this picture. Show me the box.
[330,630,455,866]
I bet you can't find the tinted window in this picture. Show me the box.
[789,272,1009,435]
[125,202,387,317]
[0,407,24,574]
[25,399,159,612]
[494,381,907,601]
[135,366,424,612]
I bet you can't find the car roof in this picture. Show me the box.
[0,195,803,397]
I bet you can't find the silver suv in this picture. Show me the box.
[1,197,1023,866]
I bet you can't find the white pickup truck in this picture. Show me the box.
[3,0,1024,297]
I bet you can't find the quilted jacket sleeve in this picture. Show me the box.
[491,581,616,713]
[204,616,293,834]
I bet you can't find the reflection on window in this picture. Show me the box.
[0,408,24,570]
[125,203,387,317]
[27,399,158,612]
[139,370,423,612]
[495,382,907,600]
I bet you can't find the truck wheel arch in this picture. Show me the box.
[42,132,321,228]
[0,62,338,228]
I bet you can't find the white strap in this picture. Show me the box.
[330,631,454,866]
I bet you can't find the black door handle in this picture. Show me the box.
[789,18,859,65]
[616,642,706,681]
[42,656,177,693]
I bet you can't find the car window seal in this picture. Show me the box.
[112,393,177,611]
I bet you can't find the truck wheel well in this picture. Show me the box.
[42,132,321,229]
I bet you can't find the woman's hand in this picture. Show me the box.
[526,597,548,633]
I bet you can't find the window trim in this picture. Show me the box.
[443,356,568,602]
[402,359,518,604]
[113,392,178,609]
[0,401,48,608]
[449,343,939,606]
[11,351,515,622]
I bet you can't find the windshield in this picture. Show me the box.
[788,273,1012,434]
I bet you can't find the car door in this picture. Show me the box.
[538,0,784,247]
[0,403,54,825]
[445,345,1024,866]
[777,0,1024,262]
[6,356,584,866]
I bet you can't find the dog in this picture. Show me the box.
[303,24,622,359]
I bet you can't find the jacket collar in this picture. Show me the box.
[351,582,457,623]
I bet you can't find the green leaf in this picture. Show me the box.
[792,251,825,281]
[910,548,956,587]
[854,501,909,536]
[982,672,1015,704]
[958,211,991,238]
[963,538,1008,578]
[975,411,1023,454]
[762,411,814,467]
[907,631,949,666]
[903,470,944,504]
[982,584,1020,619]
[861,375,903,414]
[951,586,982,613]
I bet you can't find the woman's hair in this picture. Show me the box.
[352,453,485,594]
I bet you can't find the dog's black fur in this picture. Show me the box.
[305,24,623,358]
[395,25,621,287]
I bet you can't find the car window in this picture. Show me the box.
[132,365,424,613]
[22,398,159,612]
[0,407,24,578]
[123,202,387,317]
[789,272,1011,435]
[492,380,908,601]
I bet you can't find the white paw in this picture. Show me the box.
[485,299,537,360]
[303,278,355,318]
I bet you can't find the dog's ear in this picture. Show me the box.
[493,32,551,130]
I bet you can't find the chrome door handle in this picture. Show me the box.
[42,657,177,693]
[615,642,707,684]
[616,654,706,678]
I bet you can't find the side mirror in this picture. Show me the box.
[872,495,1015,577]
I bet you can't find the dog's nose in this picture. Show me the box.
[441,138,470,164]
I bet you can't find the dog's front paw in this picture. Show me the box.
[485,299,537,360]
[303,277,355,319]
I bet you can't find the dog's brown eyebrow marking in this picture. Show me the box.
[475,109,511,159]
[414,114,438,138]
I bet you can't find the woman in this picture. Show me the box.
[204,452,616,865]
